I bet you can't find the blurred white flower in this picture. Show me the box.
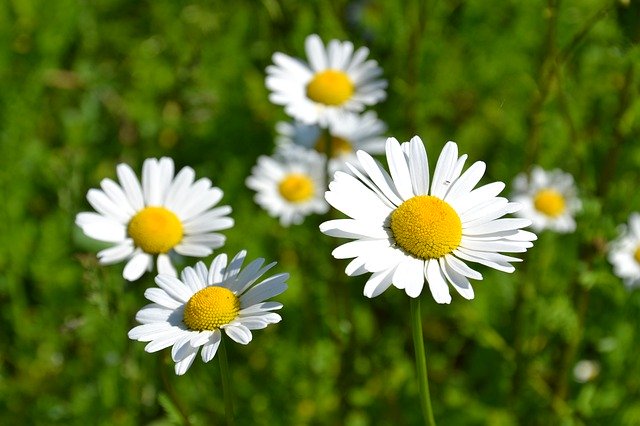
[511,166,581,233]
[320,137,536,302]
[128,251,287,375]
[266,34,387,126]
[276,110,387,174]
[76,157,233,281]
[608,212,640,289]
[246,145,329,226]
[573,359,600,383]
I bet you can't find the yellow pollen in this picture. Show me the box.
[127,207,183,254]
[533,188,566,217]
[279,174,315,203]
[183,286,240,331]
[306,70,354,106]
[390,195,462,260]
[634,247,640,265]
[314,135,353,157]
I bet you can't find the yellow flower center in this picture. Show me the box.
[279,174,315,203]
[533,188,566,217]
[390,195,462,260]
[306,70,354,106]
[127,207,183,254]
[183,286,240,331]
[634,247,640,265]
[314,135,353,157]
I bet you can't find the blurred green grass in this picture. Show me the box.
[1,0,639,424]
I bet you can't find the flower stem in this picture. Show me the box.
[218,339,235,426]
[410,296,436,426]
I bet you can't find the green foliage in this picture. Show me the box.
[0,0,639,424]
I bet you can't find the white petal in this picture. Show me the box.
[385,137,414,199]
[157,254,177,277]
[76,212,127,243]
[444,254,483,280]
[392,256,424,295]
[444,161,486,202]
[201,331,222,362]
[239,274,288,307]
[144,287,183,309]
[208,253,228,284]
[173,243,213,257]
[320,218,389,239]
[224,324,252,345]
[174,346,198,375]
[440,258,474,300]
[356,150,403,206]
[123,252,152,281]
[180,266,206,293]
[117,163,144,211]
[430,142,458,199]
[406,136,430,196]
[424,259,451,303]
[155,274,192,303]
[87,189,130,223]
[363,267,395,298]
[97,242,134,264]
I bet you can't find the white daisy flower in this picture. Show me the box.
[319,136,537,303]
[246,146,329,226]
[275,110,387,174]
[266,33,387,126]
[76,157,234,281]
[128,250,288,375]
[511,166,581,233]
[608,212,640,289]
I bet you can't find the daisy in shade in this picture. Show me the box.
[511,166,581,233]
[76,157,234,281]
[246,145,329,226]
[276,110,387,174]
[608,212,640,289]
[266,33,387,126]
[128,250,287,375]
[319,137,537,303]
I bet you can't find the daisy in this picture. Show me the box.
[275,110,387,174]
[246,145,329,226]
[319,137,537,303]
[511,166,581,233]
[265,33,387,126]
[608,212,640,289]
[76,157,234,281]
[128,250,288,375]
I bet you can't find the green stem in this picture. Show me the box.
[410,297,436,426]
[219,339,235,426]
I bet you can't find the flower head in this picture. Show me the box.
[246,145,329,226]
[608,212,640,289]
[276,111,387,174]
[266,34,387,126]
[320,137,537,303]
[76,157,233,281]
[128,250,288,375]
[511,166,581,233]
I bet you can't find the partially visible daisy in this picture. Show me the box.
[266,34,387,126]
[76,157,234,281]
[246,146,329,226]
[320,137,536,303]
[608,212,640,289]
[275,110,387,173]
[128,250,287,375]
[511,166,581,233]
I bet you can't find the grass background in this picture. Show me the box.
[1,0,640,424]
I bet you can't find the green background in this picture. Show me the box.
[1,0,639,424]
